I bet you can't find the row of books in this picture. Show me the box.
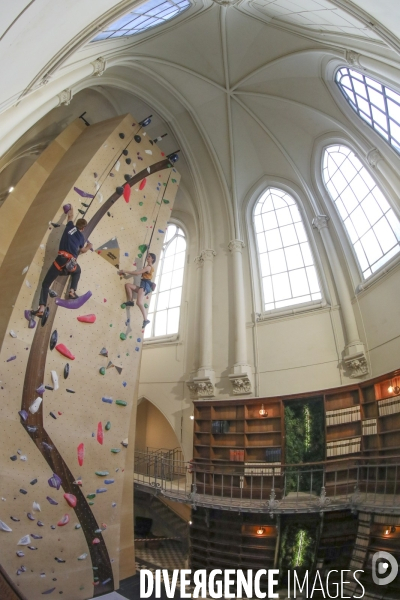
[378,394,400,416]
[326,437,361,457]
[211,420,230,434]
[229,449,244,461]
[361,418,377,436]
[244,462,282,476]
[265,448,282,462]
[326,405,361,426]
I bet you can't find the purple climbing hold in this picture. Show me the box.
[42,442,53,451]
[20,489,27,495]
[102,397,113,404]
[63,203,72,214]
[48,473,62,490]
[27,427,37,433]
[30,479,38,485]
[46,497,58,505]
[135,347,140,352]
[37,521,44,527]
[74,186,94,199]
[6,356,16,362]
[104,479,114,485]
[10,455,17,461]
[36,384,45,395]
[28,546,37,550]
[19,410,28,421]
[27,513,35,521]
[16,551,25,557]
[41,307,50,327]
[55,290,92,309]
[10,517,20,522]
[49,412,57,420]
[50,330,58,351]
[96,488,107,494]
[31,534,42,539]
[102,578,112,586]
[42,587,56,594]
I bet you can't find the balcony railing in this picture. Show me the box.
[134,452,400,514]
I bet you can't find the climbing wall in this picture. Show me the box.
[0,114,180,599]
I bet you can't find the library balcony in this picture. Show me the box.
[134,452,400,515]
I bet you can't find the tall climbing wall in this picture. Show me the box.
[0,114,180,599]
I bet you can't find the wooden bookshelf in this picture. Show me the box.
[190,507,277,580]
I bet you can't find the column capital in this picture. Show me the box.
[200,249,216,262]
[91,56,106,77]
[312,215,330,231]
[57,88,73,107]
[345,50,361,67]
[367,148,383,168]
[228,239,245,253]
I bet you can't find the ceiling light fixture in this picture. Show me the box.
[8,186,14,193]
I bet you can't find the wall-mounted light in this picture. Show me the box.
[385,527,390,535]
[189,521,192,525]
[388,381,394,394]
[388,379,400,394]
[8,186,14,193]
[190,415,194,420]
[256,527,264,535]
[259,404,268,417]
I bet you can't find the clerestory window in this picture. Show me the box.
[322,145,400,279]
[254,188,322,312]
[336,66,400,154]
[92,0,191,41]
[145,224,186,338]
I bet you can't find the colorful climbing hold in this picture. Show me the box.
[77,314,96,323]
[64,364,69,379]
[116,400,127,407]
[95,471,109,477]
[57,514,70,526]
[140,217,147,222]
[139,178,147,191]
[55,344,75,360]
[138,244,147,253]
[64,494,77,508]
[96,488,107,494]
[55,290,92,310]
[77,443,84,467]
[99,367,106,375]
[29,397,42,415]
[48,474,62,490]
[111,448,121,454]
[74,187,94,199]
[50,330,58,350]
[87,494,96,500]
[102,397,113,404]
[120,333,126,341]
[97,422,104,445]
[105,421,111,431]
[123,184,131,203]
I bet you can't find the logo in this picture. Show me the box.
[68,227,77,235]
[372,551,398,586]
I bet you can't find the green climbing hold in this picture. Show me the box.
[95,471,109,476]
[140,217,147,222]
[172,179,177,183]
[156,201,161,205]
[121,303,126,309]
[139,202,143,206]
[99,367,106,376]
[163,200,170,204]
[89,502,94,506]
[138,244,148,253]
[111,448,121,453]
[87,493,96,500]
[144,303,149,309]
[120,333,127,341]
[163,183,167,186]
[116,400,127,407]
[105,421,111,431]
[138,253,142,258]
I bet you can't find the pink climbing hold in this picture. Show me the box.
[57,514,70,526]
[92,538,101,545]
[77,314,96,323]
[123,184,131,203]
[64,493,77,508]
[97,422,104,445]
[77,443,85,467]
[139,178,147,191]
[55,344,75,360]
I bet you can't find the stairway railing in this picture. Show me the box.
[133,452,400,514]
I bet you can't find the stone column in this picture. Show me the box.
[312,215,368,378]
[228,240,253,395]
[186,249,216,398]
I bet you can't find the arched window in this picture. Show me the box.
[336,67,400,154]
[92,0,191,41]
[145,224,186,338]
[322,145,400,279]
[253,188,322,311]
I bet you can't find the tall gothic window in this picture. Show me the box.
[323,145,400,279]
[336,67,400,154]
[145,224,186,338]
[92,0,190,41]
[254,188,322,312]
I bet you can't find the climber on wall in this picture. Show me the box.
[118,252,156,329]
[32,207,93,318]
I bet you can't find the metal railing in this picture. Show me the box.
[134,452,400,514]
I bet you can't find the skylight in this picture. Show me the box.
[92,0,191,41]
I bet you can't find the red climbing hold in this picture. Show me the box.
[55,344,75,360]
[139,178,147,191]
[77,314,96,323]
[77,443,85,467]
[64,493,77,508]
[57,514,70,526]
[123,184,131,203]
[97,422,104,445]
